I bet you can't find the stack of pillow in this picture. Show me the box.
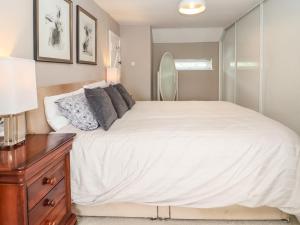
[45,81,135,132]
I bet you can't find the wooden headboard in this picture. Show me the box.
[26,80,96,134]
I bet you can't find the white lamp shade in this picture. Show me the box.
[106,67,120,84]
[0,57,38,115]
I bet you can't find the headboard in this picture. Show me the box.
[26,80,96,134]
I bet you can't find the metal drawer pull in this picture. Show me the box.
[44,199,56,207]
[43,177,57,185]
[45,221,56,225]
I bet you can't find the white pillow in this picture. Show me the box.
[44,88,83,131]
[83,80,108,89]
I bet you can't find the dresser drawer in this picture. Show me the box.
[41,197,67,225]
[29,179,66,225]
[28,160,65,210]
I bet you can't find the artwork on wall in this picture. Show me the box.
[34,0,73,63]
[76,6,97,65]
[109,30,121,68]
[0,118,3,137]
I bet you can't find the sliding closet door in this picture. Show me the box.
[236,7,261,111]
[222,25,235,103]
[263,0,300,134]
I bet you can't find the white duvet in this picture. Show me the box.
[58,101,300,219]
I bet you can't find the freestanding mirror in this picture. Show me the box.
[157,52,178,101]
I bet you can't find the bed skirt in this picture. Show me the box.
[72,203,290,221]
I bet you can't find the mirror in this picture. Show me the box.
[158,52,178,101]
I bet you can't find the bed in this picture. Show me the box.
[26,81,300,221]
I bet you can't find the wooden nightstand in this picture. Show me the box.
[0,134,77,225]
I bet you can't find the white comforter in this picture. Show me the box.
[58,101,300,218]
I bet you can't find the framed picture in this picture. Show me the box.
[76,6,97,65]
[34,0,73,63]
[109,30,121,68]
[0,118,4,137]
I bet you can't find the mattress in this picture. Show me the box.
[57,101,300,219]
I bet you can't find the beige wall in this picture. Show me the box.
[152,43,219,101]
[120,25,152,101]
[0,0,119,87]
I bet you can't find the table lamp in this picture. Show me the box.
[0,57,38,147]
[106,67,120,84]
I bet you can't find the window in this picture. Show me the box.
[175,59,213,71]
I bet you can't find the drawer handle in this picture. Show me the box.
[43,177,57,185]
[44,199,56,207]
[45,221,57,225]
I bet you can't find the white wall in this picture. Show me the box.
[263,0,300,135]
[222,25,236,103]
[222,0,300,135]
[152,28,224,43]
[120,25,152,100]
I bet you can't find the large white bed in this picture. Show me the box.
[56,101,300,220]
[25,81,300,221]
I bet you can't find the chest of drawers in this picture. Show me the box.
[0,134,77,225]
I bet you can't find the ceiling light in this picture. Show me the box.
[179,0,206,15]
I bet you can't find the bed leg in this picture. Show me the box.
[150,217,158,221]
[158,217,170,221]
[157,206,171,221]
[155,206,171,221]
[279,215,291,223]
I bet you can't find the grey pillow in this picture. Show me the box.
[84,87,118,131]
[114,84,136,109]
[104,85,128,118]
[55,93,99,131]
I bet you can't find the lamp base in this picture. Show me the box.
[0,114,26,148]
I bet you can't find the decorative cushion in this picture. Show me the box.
[114,84,136,109]
[55,93,99,131]
[84,88,118,131]
[44,88,83,131]
[104,86,128,118]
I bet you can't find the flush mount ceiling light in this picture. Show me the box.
[179,0,206,15]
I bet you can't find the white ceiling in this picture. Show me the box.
[94,0,261,28]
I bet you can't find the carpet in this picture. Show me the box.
[78,216,299,225]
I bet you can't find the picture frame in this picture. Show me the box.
[34,0,73,64]
[76,6,97,65]
[0,117,4,139]
[109,30,121,68]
